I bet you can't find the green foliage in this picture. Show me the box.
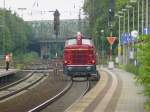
[83,0,119,55]
[83,0,109,36]
[22,52,38,63]
[137,35,150,109]
[14,52,39,69]
[0,9,33,55]
[115,0,128,11]
[125,63,139,75]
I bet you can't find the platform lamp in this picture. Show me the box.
[145,0,149,29]
[101,29,104,66]
[126,5,135,32]
[115,14,123,64]
[122,9,127,32]
[128,1,139,31]
[118,10,127,64]
[125,5,135,39]
[128,1,140,65]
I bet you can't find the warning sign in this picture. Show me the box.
[107,36,116,45]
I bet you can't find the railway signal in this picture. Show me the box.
[53,9,60,37]
[107,36,116,62]
[107,36,116,45]
[108,8,114,22]
[107,36,116,69]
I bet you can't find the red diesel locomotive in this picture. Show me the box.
[63,32,99,80]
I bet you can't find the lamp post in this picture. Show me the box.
[115,14,123,64]
[138,0,140,33]
[118,9,127,32]
[101,29,104,66]
[126,5,132,33]
[142,0,144,34]
[145,0,149,28]
[126,5,134,64]
[118,10,126,64]
[129,2,138,33]
[129,0,139,32]
[122,9,127,32]
[132,7,135,30]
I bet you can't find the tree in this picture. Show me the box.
[0,9,34,56]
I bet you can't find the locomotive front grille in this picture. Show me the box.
[72,50,87,64]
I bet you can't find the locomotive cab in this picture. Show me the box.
[63,32,99,80]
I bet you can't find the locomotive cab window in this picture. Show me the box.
[65,38,93,46]
[65,39,76,46]
[82,39,93,46]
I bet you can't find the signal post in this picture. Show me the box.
[107,36,116,69]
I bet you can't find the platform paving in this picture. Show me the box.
[66,67,147,112]
[0,69,18,78]
[113,69,146,112]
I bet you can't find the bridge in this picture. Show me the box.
[38,37,66,43]
[37,37,66,59]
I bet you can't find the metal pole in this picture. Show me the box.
[118,16,121,64]
[119,17,121,46]
[128,9,130,33]
[146,0,148,28]
[149,0,150,27]
[132,7,135,57]
[123,12,126,32]
[127,9,130,64]
[123,12,126,64]
[101,30,104,66]
[138,0,140,33]
[110,45,112,61]
[133,7,135,30]
[142,0,144,34]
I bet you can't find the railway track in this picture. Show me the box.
[0,71,29,87]
[0,72,46,101]
[0,65,69,112]
[0,72,33,91]
[0,59,96,112]
[28,78,90,112]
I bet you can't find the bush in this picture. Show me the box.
[125,63,139,75]
[22,52,39,64]
[137,35,150,109]
[14,52,39,69]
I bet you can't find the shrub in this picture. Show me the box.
[125,63,139,75]
[14,52,39,69]
[137,35,150,109]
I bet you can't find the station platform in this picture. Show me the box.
[66,67,147,112]
[0,69,19,78]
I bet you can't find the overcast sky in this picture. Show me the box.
[0,0,84,21]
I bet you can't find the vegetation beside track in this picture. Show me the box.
[13,52,39,69]
[122,35,150,110]
[136,35,150,110]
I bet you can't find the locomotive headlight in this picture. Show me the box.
[92,60,96,64]
[86,66,91,71]
[68,67,72,71]
[64,60,68,64]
